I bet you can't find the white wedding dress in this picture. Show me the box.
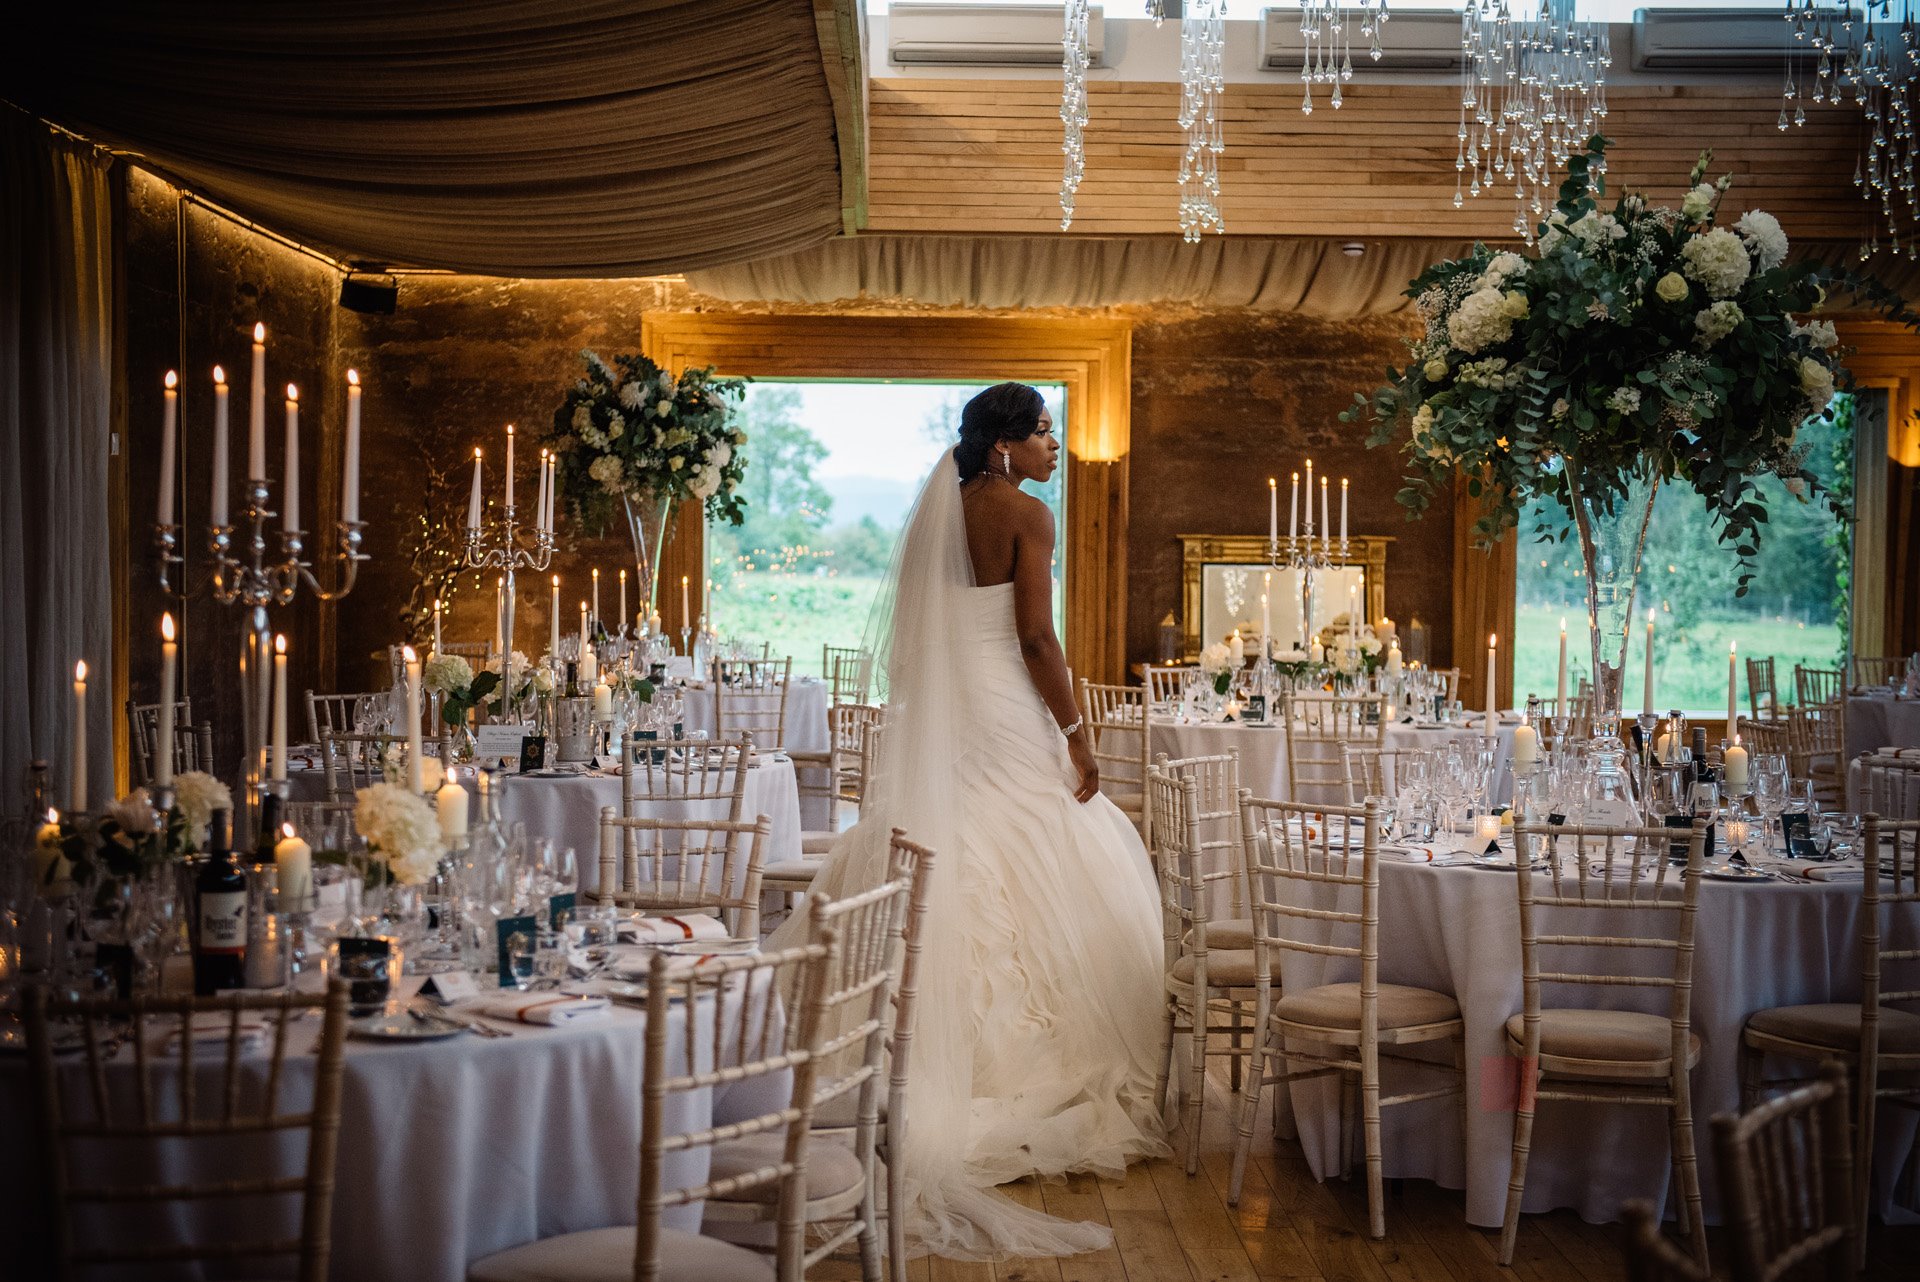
[771,453,1169,1260]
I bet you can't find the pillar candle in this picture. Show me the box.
[403,646,424,793]
[549,576,561,661]
[1289,470,1299,542]
[1723,742,1749,789]
[1385,641,1402,677]
[1485,633,1498,744]
[1308,638,1324,664]
[1229,629,1245,666]
[1727,640,1738,736]
[275,825,313,906]
[247,324,266,482]
[343,370,362,525]
[158,371,178,527]
[648,610,661,638]
[1556,618,1569,718]
[211,367,230,527]
[1303,459,1314,536]
[592,680,613,720]
[70,661,87,812]
[1267,477,1278,548]
[436,778,470,842]
[618,569,628,630]
[1643,610,1657,716]
[504,424,515,512]
[1512,721,1539,767]
[271,634,288,782]
[157,614,178,788]
[281,385,300,532]
[580,648,598,687]
[432,600,443,656]
[466,449,484,531]
[591,568,600,630]
[1339,477,1349,548]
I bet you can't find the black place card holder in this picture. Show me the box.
[549,892,577,931]
[495,914,537,988]
[336,936,392,1011]
[1547,812,1568,826]
[1781,812,1818,859]
[94,942,135,1000]
[518,736,547,774]
[1243,694,1267,725]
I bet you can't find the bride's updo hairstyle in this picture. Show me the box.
[953,382,1046,482]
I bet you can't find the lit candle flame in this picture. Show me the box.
[274,633,286,656]
[253,323,265,343]
[285,384,299,402]
[1489,633,1497,648]
[282,822,296,840]
[346,369,360,387]
[551,574,559,587]
[161,612,176,643]
[213,365,227,384]
[402,644,417,663]
[164,370,178,389]
[74,660,87,682]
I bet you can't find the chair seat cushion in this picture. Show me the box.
[707,1133,865,1204]
[760,857,823,882]
[799,831,838,855]
[1273,982,1461,1032]
[1745,1003,1920,1055]
[812,1088,889,1130]
[1169,949,1279,989]
[468,1226,773,1282]
[1187,918,1255,951]
[1505,1010,1702,1078]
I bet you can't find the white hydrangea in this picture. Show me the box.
[173,770,232,851]
[1694,300,1744,345]
[1795,318,1839,350]
[1199,642,1235,676]
[1680,228,1751,299]
[1607,386,1643,415]
[1486,251,1527,281]
[570,404,593,433]
[1799,356,1835,414]
[605,411,625,441]
[1570,212,1626,245]
[1734,210,1788,271]
[354,783,444,886]
[588,454,625,494]
[687,464,721,501]
[1681,182,1718,222]
[1448,286,1517,354]
[422,653,473,696]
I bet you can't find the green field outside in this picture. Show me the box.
[707,570,888,678]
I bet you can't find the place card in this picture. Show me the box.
[1781,812,1818,859]
[1242,694,1267,725]
[418,970,479,1003]
[549,892,577,931]
[335,937,392,1012]
[476,724,528,768]
[495,914,537,988]
[517,736,547,774]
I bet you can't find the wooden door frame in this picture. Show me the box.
[640,313,1133,684]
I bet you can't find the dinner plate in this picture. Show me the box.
[659,938,758,956]
[1701,864,1776,882]
[350,1008,468,1040]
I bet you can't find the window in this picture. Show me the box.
[1512,397,1856,715]
[706,381,1067,675]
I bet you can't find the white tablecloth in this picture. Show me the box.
[0,975,787,1282]
[1149,716,1521,805]
[1847,694,1920,764]
[678,678,833,830]
[491,756,803,895]
[1273,856,1918,1228]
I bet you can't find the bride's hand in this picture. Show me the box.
[1068,733,1100,804]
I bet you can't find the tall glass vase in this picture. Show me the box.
[622,490,672,631]
[1564,464,1659,818]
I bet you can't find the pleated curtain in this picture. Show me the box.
[0,112,115,813]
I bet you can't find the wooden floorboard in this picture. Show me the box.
[823,1059,1919,1281]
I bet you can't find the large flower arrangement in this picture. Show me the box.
[1346,136,1907,594]
[354,783,444,887]
[547,352,749,530]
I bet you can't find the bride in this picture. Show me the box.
[781,382,1169,1259]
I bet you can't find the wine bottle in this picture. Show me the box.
[254,792,282,863]
[565,660,579,698]
[193,808,248,995]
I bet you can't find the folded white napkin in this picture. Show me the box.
[1801,863,1866,882]
[469,992,612,1025]
[165,1013,269,1055]
[621,914,729,944]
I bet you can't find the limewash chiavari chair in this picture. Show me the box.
[1620,1200,1710,1282]
[1339,744,1422,807]
[619,736,748,821]
[1500,818,1710,1271]
[1285,694,1387,808]
[1080,679,1153,850]
[1738,716,1791,762]
[1787,702,1847,810]
[792,703,884,862]
[316,730,404,802]
[805,830,934,1282]
[126,698,213,785]
[713,656,793,751]
[1149,761,1263,1174]
[1143,663,1196,707]
[1738,816,1920,1266]
[1747,655,1786,722]
[1714,1059,1856,1282]
[1855,753,1920,819]
[305,689,390,746]
[26,981,351,1282]
[1227,793,1464,1236]
[1430,666,1462,703]
[1796,664,1845,709]
[705,869,915,1282]
[822,644,874,706]
[469,937,840,1282]
[1850,655,1908,688]
[593,811,770,940]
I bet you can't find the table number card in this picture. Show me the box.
[336,936,393,1011]
[475,724,528,769]
[1781,812,1818,859]
[495,915,537,988]
[1242,694,1267,725]
[517,736,547,775]
[549,892,576,931]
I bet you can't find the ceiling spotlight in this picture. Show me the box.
[1341,241,1366,258]
[340,268,398,314]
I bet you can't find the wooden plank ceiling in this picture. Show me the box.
[867,79,1870,242]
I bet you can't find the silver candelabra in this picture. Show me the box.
[155,481,366,845]
[463,502,553,720]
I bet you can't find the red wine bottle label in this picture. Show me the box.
[198,892,248,955]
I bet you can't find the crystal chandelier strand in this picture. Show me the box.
[1787,0,1918,256]
[1059,0,1093,229]
[1180,0,1228,241]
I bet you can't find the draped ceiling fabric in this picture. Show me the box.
[4,1,849,277]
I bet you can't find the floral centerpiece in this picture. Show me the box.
[1316,614,1385,676]
[1345,136,1911,728]
[1199,641,1237,695]
[353,782,444,887]
[546,352,749,624]
[423,653,499,730]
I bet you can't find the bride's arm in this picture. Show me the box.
[1011,499,1100,803]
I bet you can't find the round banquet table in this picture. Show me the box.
[1847,693,1920,763]
[1269,854,1919,1228]
[677,677,833,830]
[0,973,787,1282]
[490,754,803,895]
[1149,716,1521,805]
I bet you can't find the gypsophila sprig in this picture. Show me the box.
[546,352,749,535]
[1343,135,1916,595]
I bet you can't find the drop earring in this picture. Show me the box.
[1001,449,1012,477]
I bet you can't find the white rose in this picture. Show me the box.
[1799,356,1835,413]
[654,399,673,417]
[570,404,593,433]
[688,465,721,500]
[108,788,159,836]
[1681,182,1717,222]
[172,771,233,851]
